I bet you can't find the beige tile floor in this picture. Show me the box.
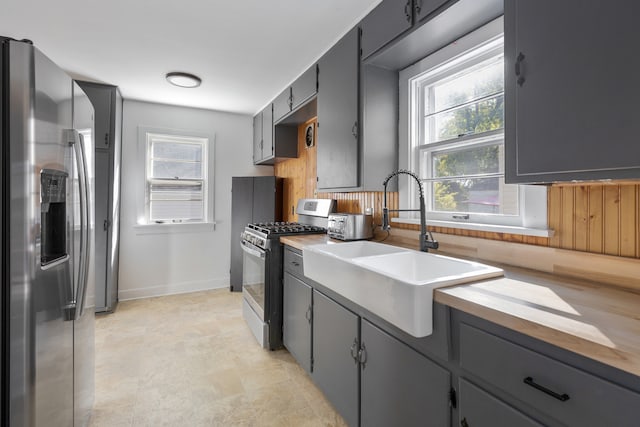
[90,289,347,427]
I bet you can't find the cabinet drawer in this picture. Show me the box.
[460,323,640,427]
[283,247,304,279]
[459,378,543,427]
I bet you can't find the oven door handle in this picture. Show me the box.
[241,240,266,259]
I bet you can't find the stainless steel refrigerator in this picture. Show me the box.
[1,38,95,426]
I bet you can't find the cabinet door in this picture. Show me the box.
[291,65,317,110]
[317,27,359,190]
[252,112,262,163]
[283,273,313,373]
[360,319,450,427]
[413,0,452,24]
[360,0,413,59]
[261,104,273,160]
[94,150,110,310]
[273,87,292,123]
[312,291,359,427]
[505,0,640,183]
[459,379,543,427]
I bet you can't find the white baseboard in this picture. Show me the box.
[118,276,229,301]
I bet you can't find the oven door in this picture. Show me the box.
[241,240,266,320]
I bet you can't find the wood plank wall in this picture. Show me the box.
[548,183,640,258]
[274,119,640,259]
[274,118,317,222]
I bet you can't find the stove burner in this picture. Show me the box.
[247,221,326,236]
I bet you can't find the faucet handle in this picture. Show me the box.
[382,208,391,230]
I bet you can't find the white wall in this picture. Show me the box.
[118,100,272,300]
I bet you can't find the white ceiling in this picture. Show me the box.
[1,0,381,115]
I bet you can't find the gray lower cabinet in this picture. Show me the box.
[505,0,640,183]
[360,319,450,427]
[459,322,640,427]
[282,272,312,373]
[458,379,543,427]
[317,27,359,190]
[312,290,360,427]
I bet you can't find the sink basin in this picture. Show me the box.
[305,240,407,259]
[303,241,503,337]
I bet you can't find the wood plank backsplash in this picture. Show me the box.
[275,118,640,259]
[548,183,640,258]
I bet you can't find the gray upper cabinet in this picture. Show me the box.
[261,103,273,160]
[413,0,453,23]
[273,87,292,124]
[273,64,318,124]
[252,112,262,163]
[505,0,640,183]
[317,27,359,190]
[360,319,451,427]
[290,65,318,111]
[361,0,413,59]
[253,103,287,165]
[361,0,452,60]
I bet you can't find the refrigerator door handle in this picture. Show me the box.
[76,131,91,319]
[66,129,90,320]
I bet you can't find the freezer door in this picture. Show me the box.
[5,39,92,427]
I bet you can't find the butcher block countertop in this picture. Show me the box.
[280,234,640,378]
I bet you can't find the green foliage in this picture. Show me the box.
[429,65,504,212]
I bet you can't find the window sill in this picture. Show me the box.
[391,218,554,238]
[133,222,216,235]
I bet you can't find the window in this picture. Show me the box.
[145,132,208,224]
[399,17,547,233]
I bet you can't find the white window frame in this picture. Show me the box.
[135,127,215,234]
[398,16,550,237]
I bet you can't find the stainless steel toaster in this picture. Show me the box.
[327,213,373,241]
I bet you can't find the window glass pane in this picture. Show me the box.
[149,182,203,200]
[426,94,504,143]
[150,200,204,221]
[427,55,504,114]
[431,177,518,215]
[151,159,202,179]
[152,141,202,161]
[430,143,503,177]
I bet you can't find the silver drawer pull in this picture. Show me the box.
[523,376,570,402]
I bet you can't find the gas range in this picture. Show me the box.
[242,222,326,250]
[241,199,335,350]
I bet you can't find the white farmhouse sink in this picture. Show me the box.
[303,241,503,337]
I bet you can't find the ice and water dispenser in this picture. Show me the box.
[40,169,68,265]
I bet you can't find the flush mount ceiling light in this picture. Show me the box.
[166,72,202,88]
